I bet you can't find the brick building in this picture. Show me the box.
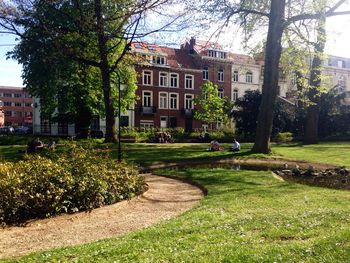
[0,86,33,127]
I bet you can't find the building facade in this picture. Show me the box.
[0,100,4,127]
[0,86,33,127]
[32,38,350,135]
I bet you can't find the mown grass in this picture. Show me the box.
[1,139,350,262]
[5,167,350,262]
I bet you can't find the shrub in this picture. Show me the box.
[0,146,146,224]
[275,132,293,143]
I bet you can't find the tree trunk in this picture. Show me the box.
[95,0,116,143]
[304,18,326,144]
[252,0,285,153]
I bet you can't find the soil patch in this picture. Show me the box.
[0,174,204,259]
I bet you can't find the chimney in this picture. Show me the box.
[189,37,196,49]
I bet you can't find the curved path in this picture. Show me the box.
[0,174,204,259]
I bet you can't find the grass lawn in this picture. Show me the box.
[1,140,350,262]
[6,167,350,262]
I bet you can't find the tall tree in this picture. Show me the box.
[0,0,171,142]
[187,0,350,153]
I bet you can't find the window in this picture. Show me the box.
[185,94,194,109]
[203,67,209,80]
[152,56,166,65]
[140,120,154,129]
[25,103,32,107]
[160,116,168,128]
[3,102,11,106]
[159,92,168,109]
[169,93,179,109]
[58,121,68,135]
[40,118,51,134]
[14,93,22,98]
[208,50,226,59]
[143,70,152,85]
[338,76,346,92]
[16,111,22,117]
[338,60,346,68]
[233,70,239,82]
[170,73,178,88]
[15,102,22,107]
[218,88,224,99]
[142,91,152,107]
[120,116,129,127]
[232,89,238,101]
[218,69,224,82]
[246,72,253,83]
[4,93,12,98]
[5,111,12,116]
[159,72,168,87]
[185,75,194,89]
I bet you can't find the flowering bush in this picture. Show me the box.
[0,146,145,224]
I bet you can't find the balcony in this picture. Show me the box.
[140,106,156,115]
[182,108,194,117]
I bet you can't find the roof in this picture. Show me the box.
[132,42,197,69]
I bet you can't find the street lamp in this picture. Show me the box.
[117,71,122,162]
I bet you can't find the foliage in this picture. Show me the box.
[0,145,145,224]
[232,90,294,139]
[318,89,350,137]
[274,132,293,143]
[194,81,233,128]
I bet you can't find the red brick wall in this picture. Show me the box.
[135,65,203,130]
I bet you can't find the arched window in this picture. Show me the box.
[246,72,253,83]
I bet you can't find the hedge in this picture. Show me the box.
[0,146,146,224]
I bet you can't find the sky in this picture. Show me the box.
[0,7,350,87]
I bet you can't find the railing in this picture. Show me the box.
[140,106,156,115]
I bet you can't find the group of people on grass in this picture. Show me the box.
[207,139,240,152]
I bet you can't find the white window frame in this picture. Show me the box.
[184,94,194,109]
[185,74,194,89]
[218,69,224,82]
[159,92,168,109]
[140,120,154,129]
[203,67,209,80]
[170,73,179,88]
[169,92,179,110]
[159,72,168,87]
[246,72,253,83]
[233,70,239,82]
[142,70,152,86]
[142,90,153,107]
[232,88,238,102]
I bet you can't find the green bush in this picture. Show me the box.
[0,146,146,224]
[275,132,293,143]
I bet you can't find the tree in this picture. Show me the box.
[232,90,294,140]
[187,0,350,153]
[0,0,170,142]
[193,81,232,130]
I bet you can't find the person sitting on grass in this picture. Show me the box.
[47,139,56,150]
[26,137,44,153]
[230,139,240,152]
[208,140,220,151]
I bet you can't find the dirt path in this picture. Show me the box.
[0,174,204,259]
